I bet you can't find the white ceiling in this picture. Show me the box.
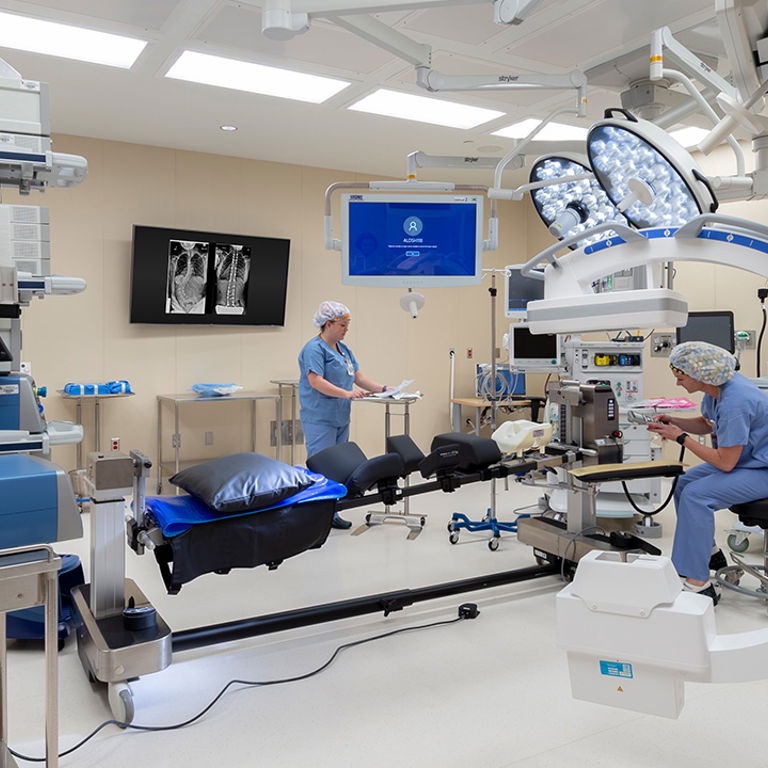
[0,0,740,179]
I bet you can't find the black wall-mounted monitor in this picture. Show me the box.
[129,225,290,326]
[676,311,735,353]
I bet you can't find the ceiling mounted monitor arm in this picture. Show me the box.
[329,13,431,67]
[323,180,498,252]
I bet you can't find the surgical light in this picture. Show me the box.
[586,110,717,229]
[529,155,628,248]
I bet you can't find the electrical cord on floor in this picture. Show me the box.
[10,609,477,763]
[619,444,686,517]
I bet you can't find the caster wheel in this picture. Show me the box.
[420,517,426,526]
[108,682,135,725]
[447,522,455,532]
[722,568,743,586]
[727,533,749,553]
[449,532,459,544]
[365,513,371,524]
[488,538,500,551]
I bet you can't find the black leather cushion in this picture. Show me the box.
[730,498,768,528]
[306,441,405,497]
[430,432,501,470]
[306,442,368,484]
[169,453,314,514]
[385,434,425,474]
[345,453,405,496]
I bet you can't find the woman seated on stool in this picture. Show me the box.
[647,341,768,604]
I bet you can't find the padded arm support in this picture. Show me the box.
[430,432,502,470]
[568,461,684,485]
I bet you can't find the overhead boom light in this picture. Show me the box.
[586,109,717,229]
[529,154,629,249]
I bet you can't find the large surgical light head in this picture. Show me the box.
[587,110,717,229]
[529,154,628,248]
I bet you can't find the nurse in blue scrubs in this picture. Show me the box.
[299,301,389,528]
[648,341,768,603]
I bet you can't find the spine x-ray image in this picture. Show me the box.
[166,240,209,314]
[214,243,250,315]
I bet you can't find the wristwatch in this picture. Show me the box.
[676,432,689,446]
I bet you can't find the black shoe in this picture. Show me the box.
[683,580,721,605]
[699,584,721,605]
[709,548,728,571]
[331,514,352,530]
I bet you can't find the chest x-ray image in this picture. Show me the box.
[214,243,251,315]
[166,240,209,314]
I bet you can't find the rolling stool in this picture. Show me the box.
[715,499,768,601]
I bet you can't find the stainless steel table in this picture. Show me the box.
[270,378,299,465]
[58,391,135,469]
[156,392,282,493]
[0,545,60,767]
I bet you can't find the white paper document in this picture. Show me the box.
[367,378,420,399]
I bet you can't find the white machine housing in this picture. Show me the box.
[557,551,768,719]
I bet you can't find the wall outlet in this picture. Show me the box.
[204,431,214,445]
[736,330,757,349]
[20,361,31,375]
[650,333,676,357]
[467,347,473,359]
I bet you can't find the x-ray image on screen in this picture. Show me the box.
[166,240,210,314]
[214,243,251,315]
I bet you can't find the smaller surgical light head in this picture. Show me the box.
[400,290,425,319]
[587,109,717,229]
[529,154,627,248]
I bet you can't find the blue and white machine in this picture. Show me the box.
[0,56,87,549]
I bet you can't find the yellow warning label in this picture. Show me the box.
[617,686,624,693]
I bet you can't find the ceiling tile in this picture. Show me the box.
[395,5,505,46]
[13,0,182,30]
[196,5,396,74]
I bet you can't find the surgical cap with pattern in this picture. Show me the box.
[313,300,350,329]
[669,341,736,386]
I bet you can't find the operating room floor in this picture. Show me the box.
[7,479,768,768]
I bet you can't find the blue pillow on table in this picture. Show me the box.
[169,452,315,513]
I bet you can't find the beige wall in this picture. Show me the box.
[4,134,529,482]
[7,136,766,481]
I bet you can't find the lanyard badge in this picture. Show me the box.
[345,356,354,376]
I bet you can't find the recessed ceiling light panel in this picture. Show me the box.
[493,119,588,142]
[348,89,504,129]
[0,11,147,68]
[166,51,349,104]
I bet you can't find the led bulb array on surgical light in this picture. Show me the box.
[529,156,628,248]
[587,118,711,229]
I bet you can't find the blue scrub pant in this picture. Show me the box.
[672,463,768,581]
[302,421,350,459]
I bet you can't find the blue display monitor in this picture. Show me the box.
[341,193,484,287]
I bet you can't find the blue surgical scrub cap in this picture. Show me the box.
[313,301,350,328]
[669,341,736,386]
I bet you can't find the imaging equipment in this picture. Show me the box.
[675,310,735,353]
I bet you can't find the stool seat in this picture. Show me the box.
[729,498,768,528]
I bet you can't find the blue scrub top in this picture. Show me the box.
[701,372,768,469]
[298,335,359,427]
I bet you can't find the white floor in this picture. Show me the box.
[7,479,768,768]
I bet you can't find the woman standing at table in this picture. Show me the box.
[298,301,389,528]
